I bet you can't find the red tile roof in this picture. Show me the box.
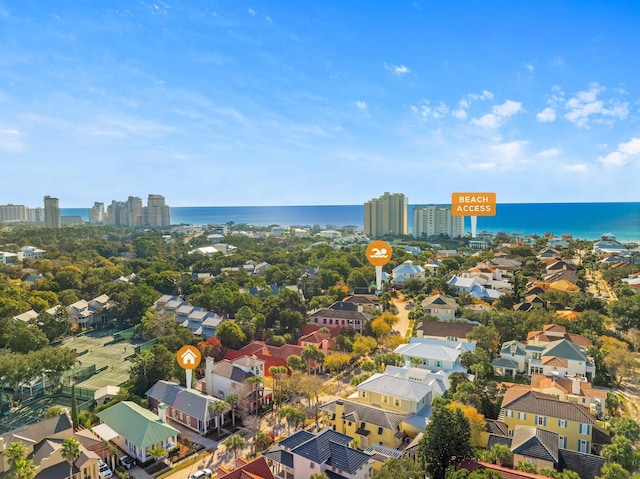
[460,459,551,479]
[217,457,274,479]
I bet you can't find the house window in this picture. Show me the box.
[378,427,383,435]
[536,416,546,426]
[579,440,589,453]
[579,423,591,435]
[558,419,568,428]
[505,410,513,418]
[382,395,389,404]
[559,436,566,448]
[435,360,442,368]
[394,398,401,407]
[361,391,366,398]
[518,412,526,420]
[531,367,543,374]
[310,462,314,469]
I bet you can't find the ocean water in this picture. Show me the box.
[62,202,640,242]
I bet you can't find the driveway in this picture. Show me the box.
[392,296,412,338]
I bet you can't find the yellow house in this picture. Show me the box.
[319,399,406,450]
[500,388,596,453]
[353,373,433,415]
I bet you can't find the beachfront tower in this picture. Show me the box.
[364,192,408,238]
[413,205,464,239]
[43,195,61,229]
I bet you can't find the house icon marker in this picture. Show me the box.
[176,345,201,370]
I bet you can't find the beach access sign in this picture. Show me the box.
[366,240,392,266]
[452,192,496,216]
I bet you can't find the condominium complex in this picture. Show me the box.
[104,194,171,228]
[413,205,464,239]
[364,192,408,238]
[43,196,61,229]
[0,204,28,222]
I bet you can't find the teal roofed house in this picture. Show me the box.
[96,401,179,463]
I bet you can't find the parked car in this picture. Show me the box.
[190,468,213,479]
[118,455,136,470]
[98,460,113,479]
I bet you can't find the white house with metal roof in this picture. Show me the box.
[96,401,179,463]
[393,337,475,376]
[391,260,425,286]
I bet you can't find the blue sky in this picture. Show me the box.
[1,1,639,207]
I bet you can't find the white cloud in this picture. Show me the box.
[563,82,629,128]
[0,128,24,152]
[469,162,495,170]
[471,99,522,128]
[537,107,556,122]
[524,63,534,72]
[598,137,640,166]
[355,101,368,110]
[491,140,528,161]
[386,63,411,75]
[410,100,449,120]
[537,148,560,158]
[451,91,493,121]
[266,15,272,24]
[552,56,565,67]
[452,109,467,120]
[492,100,523,117]
[248,7,256,16]
[472,113,501,128]
[562,164,587,172]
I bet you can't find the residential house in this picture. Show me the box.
[67,294,112,329]
[538,248,562,260]
[216,457,275,479]
[415,320,477,343]
[499,389,599,453]
[420,294,458,320]
[223,341,305,376]
[384,365,450,399]
[0,412,103,479]
[0,251,18,264]
[352,373,433,436]
[341,294,380,311]
[13,309,39,323]
[95,401,179,463]
[146,380,227,434]
[320,399,407,450]
[19,246,46,260]
[393,338,475,375]
[391,260,425,287]
[447,276,505,302]
[309,302,371,334]
[298,329,336,354]
[529,374,607,415]
[206,356,267,413]
[593,234,627,255]
[492,338,594,381]
[152,295,223,338]
[263,429,374,479]
[526,324,592,349]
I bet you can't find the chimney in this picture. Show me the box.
[205,357,215,397]
[572,376,581,395]
[157,402,167,422]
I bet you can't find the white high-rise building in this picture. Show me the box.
[364,192,408,238]
[0,204,28,223]
[89,202,106,225]
[413,205,464,239]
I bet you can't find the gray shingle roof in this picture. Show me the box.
[558,448,605,479]
[146,380,222,422]
[319,399,406,430]
[511,426,559,463]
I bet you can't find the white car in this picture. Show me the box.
[118,455,136,470]
[98,460,113,479]
[190,468,213,479]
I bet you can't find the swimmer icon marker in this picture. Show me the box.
[366,240,392,293]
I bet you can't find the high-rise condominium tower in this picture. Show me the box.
[364,192,408,238]
[44,196,61,229]
[144,194,171,227]
[413,205,465,239]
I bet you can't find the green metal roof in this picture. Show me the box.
[97,401,179,450]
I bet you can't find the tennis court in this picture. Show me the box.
[61,329,143,390]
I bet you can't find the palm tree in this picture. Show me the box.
[268,366,287,409]
[209,400,229,436]
[61,438,81,479]
[224,434,245,463]
[224,394,241,428]
[301,345,325,374]
[147,444,166,463]
[11,458,36,479]
[3,442,27,468]
[309,473,330,479]
[245,375,264,413]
